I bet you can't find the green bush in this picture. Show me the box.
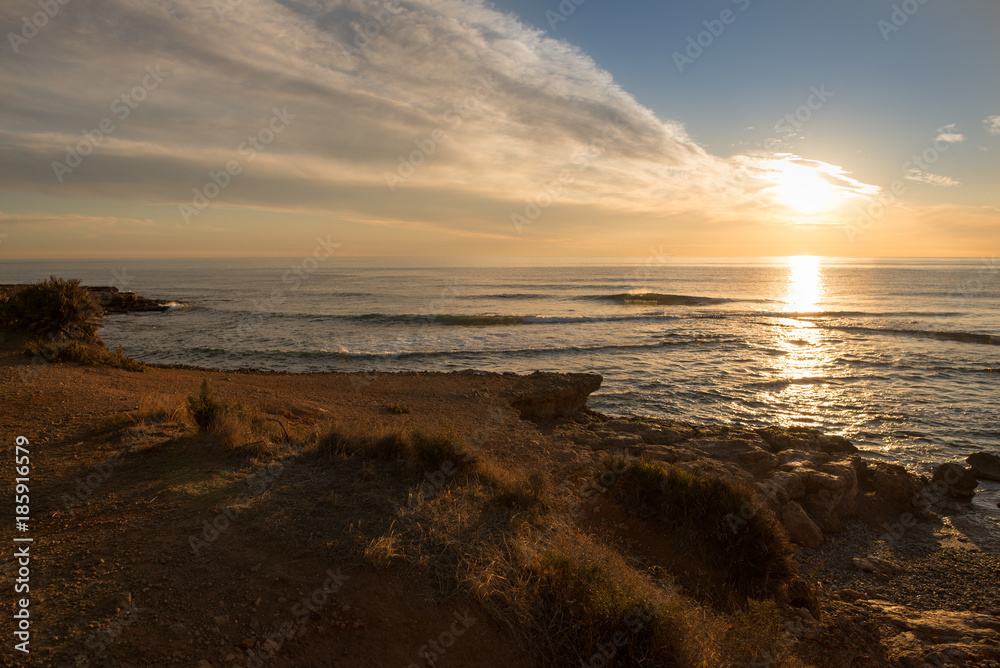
[0,277,103,341]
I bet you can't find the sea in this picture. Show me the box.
[4,256,999,510]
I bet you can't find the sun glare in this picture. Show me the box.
[740,155,880,218]
[770,165,842,214]
[785,255,823,312]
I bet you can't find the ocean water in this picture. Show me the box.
[4,256,999,494]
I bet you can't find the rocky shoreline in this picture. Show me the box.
[0,284,177,314]
[530,376,1000,667]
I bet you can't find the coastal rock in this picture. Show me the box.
[640,425,696,445]
[509,372,602,420]
[805,469,849,495]
[772,470,807,500]
[931,463,978,500]
[966,451,1000,482]
[817,435,858,455]
[639,444,682,463]
[871,600,1000,643]
[689,438,778,479]
[862,462,923,509]
[781,501,824,548]
[778,450,827,469]
[754,479,789,513]
[595,434,643,451]
[88,286,175,313]
[803,491,845,533]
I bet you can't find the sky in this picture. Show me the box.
[0,0,998,258]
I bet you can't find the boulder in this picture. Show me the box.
[771,470,807,500]
[753,479,789,513]
[931,463,978,501]
[510,372,602,420]
[806,469,849,495]
[781,501,824,548]
[966,451,1000,482]
[862,462,923,509]
[641,425,696,445]
[803,491,845,533]
[690,438,778,479]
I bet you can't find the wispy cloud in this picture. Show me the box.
[0,0,736,223]
[984,115,1000,136]
[0,0,886,241]
[904,169,960,187]
[934,124,965,144]
[0,212,158,228]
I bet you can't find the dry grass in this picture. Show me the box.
[134,393,189,425]
[22,337,146,371]
[185,380,291,460]
[316,421,412,460]
[611,459,795,600]
[175,416,807,667]
[363,525,404,569]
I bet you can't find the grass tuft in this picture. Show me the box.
[411,429,476,470]
[185,379,283,458]
[506,531,706,666]
[612,460,794,599]
[22,338,145,371]
[187,378,227,431]
[387,402,412,414]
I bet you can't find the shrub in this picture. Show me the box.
[22,338,145,372]
[489,470,550,513]
[387,402,411,414]
[187,379,228,432]
[612,461,794,599]
[524,533,699,666]
[0,277,103,341]
[411,429,475,469]
[315,423,411,460]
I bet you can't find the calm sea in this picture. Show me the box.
[4,256,998,504]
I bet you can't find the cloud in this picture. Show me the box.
[0,0,884,246]
[934,124,965,143]
[904,169,960,187]
[984,115,1000,136]
[0,212,157,228]
[0,0,730,219]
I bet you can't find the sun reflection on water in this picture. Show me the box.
[785,255,823,313]
[754,257,836,427]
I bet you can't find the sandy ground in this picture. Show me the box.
[0,335,561,667]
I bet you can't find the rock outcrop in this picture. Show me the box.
[87,286,176,313]
[932,462,978,500]
[509,372,603,420]
[967,451,1000,482]
[550,414,942,549]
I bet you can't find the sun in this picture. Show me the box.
[763,160,844,215]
